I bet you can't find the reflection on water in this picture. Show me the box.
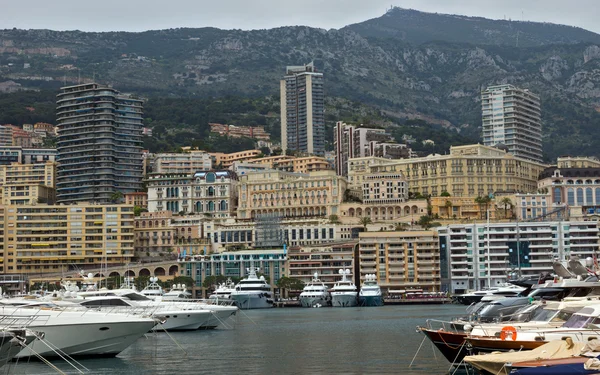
[10,305,466,375]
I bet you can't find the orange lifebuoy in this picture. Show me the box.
[500,326,518,341]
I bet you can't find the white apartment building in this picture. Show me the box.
[202,217,347,253]
[482,84,542,163]
[153,152,212,174]
[438,221,600,294]
[146,170,238,217]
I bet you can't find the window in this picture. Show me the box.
[577,188,584,205]
[567,188,575,206]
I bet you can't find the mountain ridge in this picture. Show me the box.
[1,8,600,161]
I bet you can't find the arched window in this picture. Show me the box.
[577,188,584,205]
[553,187,562,204]
[206,173,216,183]
[208,201,215,211]
[596,188,600,205]
[567,188,575,206]
[586,188,593,205]
[208,187,215,197]
[219,200,227,211]
[195,202,202,212]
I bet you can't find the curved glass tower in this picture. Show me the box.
[56,83,143,204]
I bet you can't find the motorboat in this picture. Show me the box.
[455,283,526,305]
[140,276,164,299]
[74,287,237,331]
[209,278,236,301]
[358,274,383,307]
[0,300,158,359]
[466,303,600,356]
[230,266,274,309]
[419,298,595,364]
[299,273,330,308]
[330,269,358,308]
[465,339,590,375]
[162,283,192,301]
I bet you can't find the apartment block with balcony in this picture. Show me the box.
[482,84,542,163]
[146,170,238,217]
[210,150,261,169]
[0,162,57,205]
[124,192,148,209]
[134,211,174,258]
[0,147,58,165]
[438,221,600,294]
[280,63,325,156]
[153,151,212,174]
[56,83,143,204]
[1,203,135,275]
[288,242,357,289]
[359,231,441,294]
[236,170,346,219]
[348,145,546,197]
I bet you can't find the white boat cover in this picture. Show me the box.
[464,340,586,375]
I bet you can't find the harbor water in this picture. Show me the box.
[9,304,466,375]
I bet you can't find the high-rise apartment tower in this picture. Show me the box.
[481,84,542,163]
[56,83,144,204]
[280,63,325,156]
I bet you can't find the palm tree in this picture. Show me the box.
[417,215,433,229]
[444,200,453,219]
[500,197,513,219]
[474,196,492,219]
[358,216,372,231]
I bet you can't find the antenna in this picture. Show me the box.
[78,68,81,84]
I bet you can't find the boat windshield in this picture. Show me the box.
[562,314,596,328]
[529,307,561,322]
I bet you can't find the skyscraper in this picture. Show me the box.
[280,62,324,156]
[481,84,543,163]
[334,121,411,176]
[56,83,143,204]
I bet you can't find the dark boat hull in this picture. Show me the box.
[419,328,468,363]
[467,337,545,355]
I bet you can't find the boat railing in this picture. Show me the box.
[161,298,237,307]
[423,319,465,334]
[0,313,49,328]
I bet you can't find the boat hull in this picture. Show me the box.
[0,330,36,363]
[359,295,383,307]
[466,336,545,355]
[230,294,273,309]
[17,320,156,359]
[419,328,468,364]
[331,293,358,307]
[299,296,329,308]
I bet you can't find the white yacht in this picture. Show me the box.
[0,301,158,359]
[331,269,358,308]
[230,267,274,309]
[75,287,237,331]
[299,273,330,308]
[162,283,192,301]
[456,283,525,305]
[359,274,383,307]
[141,276,164,299]
[209,279,236,301]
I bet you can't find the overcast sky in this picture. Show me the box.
[1,0,599,34]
